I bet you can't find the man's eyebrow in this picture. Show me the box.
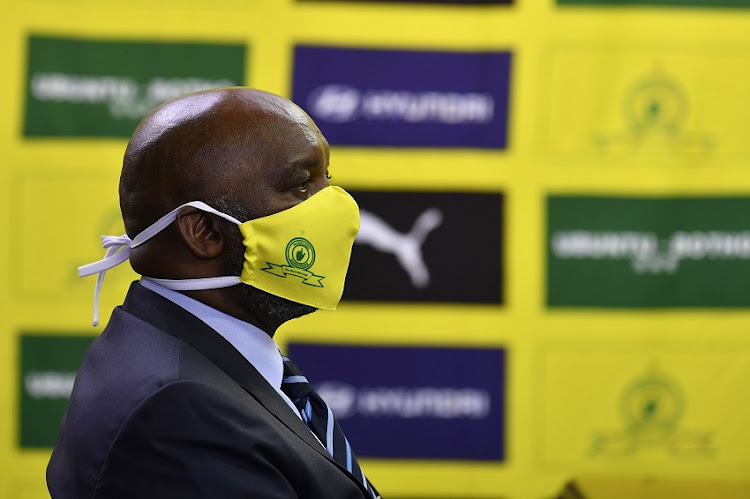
[268,160,312,186]
[289,157,321,170]
[270,150,329,184]
[289,161,313,171]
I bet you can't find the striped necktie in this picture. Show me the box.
[280,355,379,499]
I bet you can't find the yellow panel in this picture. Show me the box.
[539,44,750,162]
[11,170,136,302]
[537,341,750,473]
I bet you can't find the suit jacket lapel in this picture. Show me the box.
[119,282,335,464]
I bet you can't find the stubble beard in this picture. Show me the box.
[231,279,317,327]
[214,196,317,327]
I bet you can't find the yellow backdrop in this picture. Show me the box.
[2,1,750,498]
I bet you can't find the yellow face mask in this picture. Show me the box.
[238,186,360,310]
[79,186,360,325]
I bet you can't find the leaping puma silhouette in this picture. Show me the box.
[355,208,443,288]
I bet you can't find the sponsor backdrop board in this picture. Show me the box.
[538,45,750,162]
[3,1,750,499]
[547,196,750,307]
[345,190,503,304]
[12,170,138,302]
[25,35,245,137]
[20,334,96,448]
[292,46,512,148]
[536,341,750,468]
[287,343,506,460]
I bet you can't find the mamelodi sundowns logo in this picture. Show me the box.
[20,334,96,447]
[24,35,245,137]
[540,48,750,162]
[548,196,750,307]
[538,341,750,466]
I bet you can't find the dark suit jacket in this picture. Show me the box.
[47,282,373,498]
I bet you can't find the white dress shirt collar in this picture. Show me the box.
[139,278,300,417]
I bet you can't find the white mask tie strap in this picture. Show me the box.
[78,235,133,326]
[78,201,243,326]
[143,276,241,290]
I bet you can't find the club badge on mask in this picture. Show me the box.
[79,186,360,325]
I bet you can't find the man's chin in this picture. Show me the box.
[234,284,317,326]
[261,296,317,324]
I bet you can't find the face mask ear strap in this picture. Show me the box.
[131,201,242,248]
[78,200,243,326]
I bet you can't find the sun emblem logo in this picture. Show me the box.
[285,237,316,270]
[262,237,323,287]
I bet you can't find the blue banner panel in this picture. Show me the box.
[292,46,512,148]
[286,343,507,461]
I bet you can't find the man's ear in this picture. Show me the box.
[175,207,225,259]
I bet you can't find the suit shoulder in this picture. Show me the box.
[48,308,185,498]
[94,380,298,497]
[96,380,369,499]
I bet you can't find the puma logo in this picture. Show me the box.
[356,208,443,288]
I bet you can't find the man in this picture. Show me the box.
[47,87,380,498]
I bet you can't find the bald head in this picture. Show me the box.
[120,87,324,237]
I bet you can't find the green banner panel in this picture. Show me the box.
[547,196,750,307]
[24,35,246,137]
[20,334,96,448]
[558,0,750,6]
